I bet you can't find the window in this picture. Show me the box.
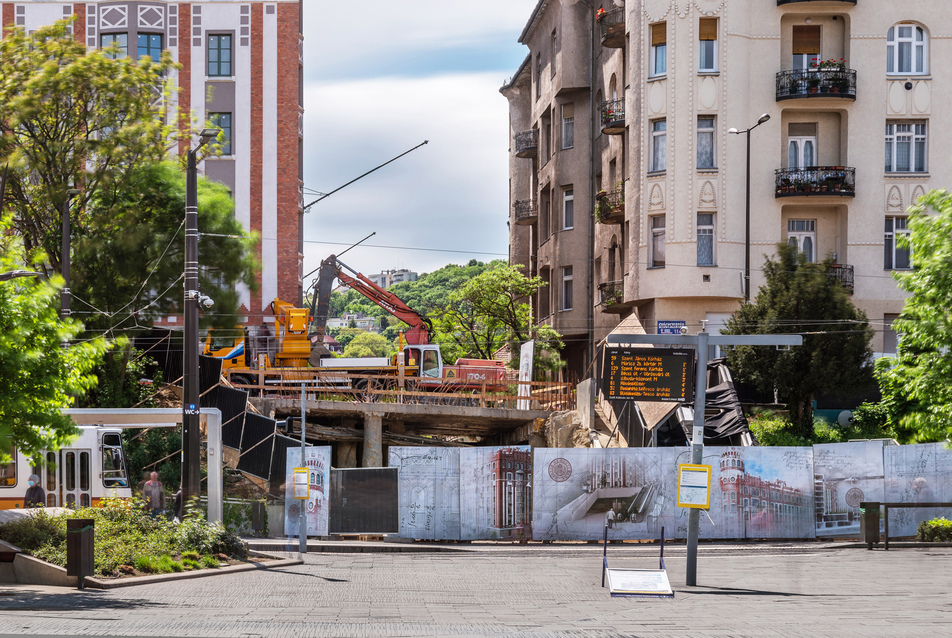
[884,217,911,270]
[885,122,926,173]
[788,136,816,170]
[540,188,551,240]
[101,433,128,488]
[539,267,551,317]
[137,33,163,61]
[887,24,927,75]
[562,188,574,230]
[651,23,666,76]
[650,120,666,172]
[697,116,716,169]
[699,18,717,71]
[883,313,901,354]
[787,219,816,262]
[560,266,573,311]
[697,213,715,266]
[561,104,574,149]
[792,25,820,71]
[208,34,232,77]
[209,113,233,155]
[1,445,15,487]
[551,30,557,77]
[101,33,128,59]
[536,54,542,98]
[650,215,666,268]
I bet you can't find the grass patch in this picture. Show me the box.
[201,555,221,569]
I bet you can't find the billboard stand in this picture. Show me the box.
[602,525,674,598]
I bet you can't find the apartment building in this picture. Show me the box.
[368,268,419,290]
[504,0,948,378]
[5,1,304,321]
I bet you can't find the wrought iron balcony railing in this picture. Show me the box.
[775,166,855,198]
[594,186,624,224]
[514,129,538,158]
[514,199,538,226]
[776,68,857,101]
[599,99,625,135]
[829,264,854,294]
[598,280,628,313]
[598,8,625,48]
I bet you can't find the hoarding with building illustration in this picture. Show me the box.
[459,446,532,540]
[883,442,952,538]
[390,447,461,540]
[284,446,331,537]
[814,441,886,537]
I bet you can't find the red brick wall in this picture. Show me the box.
[2,4,14,38]
[249,3,264,318]
[73,4,85,44]
[178,5,191,157]
[276,4,302,305]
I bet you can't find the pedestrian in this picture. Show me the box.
[24,474,46,508]
[142,471,166,517]
[606,507,615,529]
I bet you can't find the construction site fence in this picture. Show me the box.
[228,372,576,412]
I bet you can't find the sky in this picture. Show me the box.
[300,1,538,285]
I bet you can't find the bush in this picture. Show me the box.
[748,411,813,446]
[917,518,952,542]
[0,510,66,552]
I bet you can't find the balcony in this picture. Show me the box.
[598,281,630,314]
[594,186,624,224]
[775,167,855,198]
[598,7,625,48]
[776,69,857,101]
[778,1,855,4]
[828,264,854,294]
[513,199,538,226]
[599,99,625,135]
[514,129,538,158]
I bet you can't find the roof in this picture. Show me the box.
[500,54,532,94]
[518,0,550,44]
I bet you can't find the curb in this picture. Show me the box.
[84,555,302,589]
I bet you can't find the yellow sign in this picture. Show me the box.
[293,467,309,500]
[676,463,711,509]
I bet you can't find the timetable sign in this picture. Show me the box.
[603,347,694,402]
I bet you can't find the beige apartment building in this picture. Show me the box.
[503,0,949,380]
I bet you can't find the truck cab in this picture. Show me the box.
[405,345,443,381]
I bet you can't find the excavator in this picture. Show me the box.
[204,255,507,393]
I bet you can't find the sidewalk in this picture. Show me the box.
[1,541,949,637]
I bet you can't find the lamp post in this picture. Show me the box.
[728,113,770,302]
[182,128,220,510]
[60,188,82,319]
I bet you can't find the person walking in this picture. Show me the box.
[606,507,616,529]
[142,471,166,517]
[24,474,45,508]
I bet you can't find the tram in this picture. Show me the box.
[1,426,132,510]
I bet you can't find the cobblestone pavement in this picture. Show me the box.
[1,544,950,637]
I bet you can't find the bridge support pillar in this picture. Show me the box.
[336,442,358,468]
[362,412,383,467]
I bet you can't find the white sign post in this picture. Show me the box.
[517,340,534,410]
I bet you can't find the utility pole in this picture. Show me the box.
[60,188,81,320]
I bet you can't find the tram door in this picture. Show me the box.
[33,449,92,508]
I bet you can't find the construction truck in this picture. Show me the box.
[203,255,507,393]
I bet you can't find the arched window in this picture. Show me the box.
[887,23,928,75]
[610,74,618,102]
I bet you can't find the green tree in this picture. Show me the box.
[431,263,563,371]
[0,217,109,464]
[342,331,392,358]
[875,189,952,441]
[723,243,874,439]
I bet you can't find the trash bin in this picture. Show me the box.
[251,501,266,534]
[860,502,879,549]
[66,518,94,588]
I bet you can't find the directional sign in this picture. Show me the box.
[657,320,686,335]
[603,346,694,402]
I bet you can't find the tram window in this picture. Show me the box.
[80,451,90,492]
[101,433,129,487]
[1,446,15,487]
[65,452,76,491]
[45,452,56,492]
[80,493,91,508]
[66,493,76,508]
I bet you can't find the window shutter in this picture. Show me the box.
[652,23,666,46]
[792,26,820,55]
[699,19,717,41]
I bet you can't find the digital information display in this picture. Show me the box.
[603,347,694,402]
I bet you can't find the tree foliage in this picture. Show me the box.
[0,217,109,464]
[875,189,952,442]
[723,243,874,439]
[342,331,393,359]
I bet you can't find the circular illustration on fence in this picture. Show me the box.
[845,487,865,508]
[548,457,573,482]
[288,503,300,519]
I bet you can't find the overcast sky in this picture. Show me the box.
[300,1,537,284]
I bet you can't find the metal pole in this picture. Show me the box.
[299,383,307,555]
[182,148,201,509]
[61,195,71,319]
[744,129,751,302]
[685,329,710,587]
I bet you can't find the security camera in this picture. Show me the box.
[679,326,689,335]
[199,294,214,309]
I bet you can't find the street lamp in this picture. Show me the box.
[61,188,82,319]
[728,113,770,302]
[182,127,220,511]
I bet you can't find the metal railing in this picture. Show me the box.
[594,187,624,224]
[598,7,625,48]
[776,68,857,100]
[514,199,538,226]
[775,166,855,197]
[598,280,625,310]
[599,99,625,133]
[828,264,854,294]
[515,129,539,158]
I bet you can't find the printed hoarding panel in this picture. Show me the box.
[390,447,461,540]
[814,441,886,538]
[531,448,681,541]
[884,443,952,538]
[284,446,331,537]
[459,446,531,540]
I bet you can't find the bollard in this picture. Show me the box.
[66,518,94,589]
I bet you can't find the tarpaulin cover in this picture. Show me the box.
[216,386,248,450]
[236,413,276,480]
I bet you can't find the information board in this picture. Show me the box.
[293,467,309,500]
[657,320,686,335]
[605,569,674,597]
[603,347,694,402]
[676,463,711,509]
